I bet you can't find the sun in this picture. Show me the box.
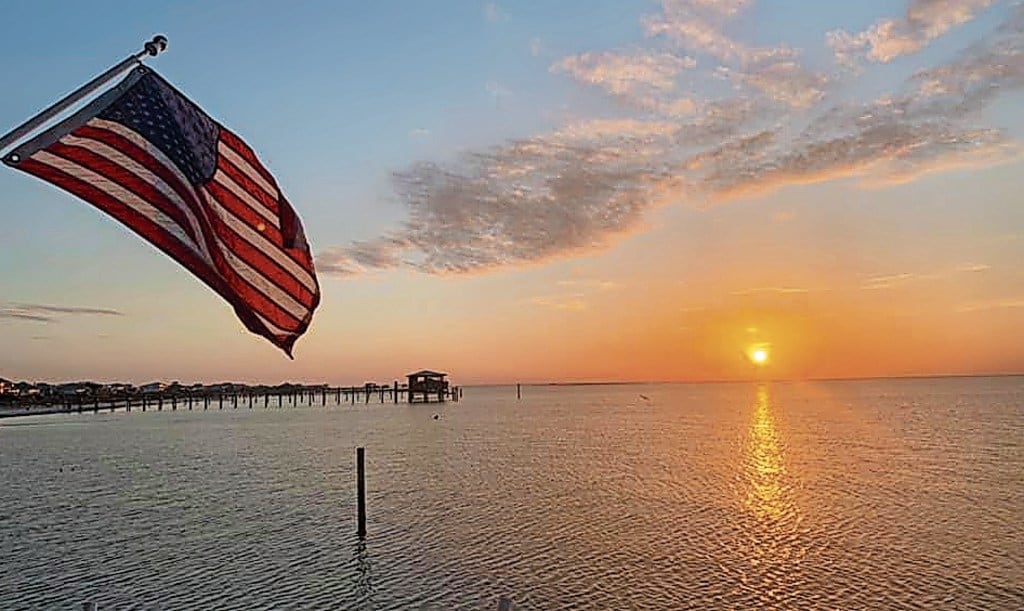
[749,345,770,366]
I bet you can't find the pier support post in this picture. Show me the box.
[356,447,367,538]
[517,383,521,400]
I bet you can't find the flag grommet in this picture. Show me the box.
[3,153,19,165]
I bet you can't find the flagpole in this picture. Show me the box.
[0,35,168,156]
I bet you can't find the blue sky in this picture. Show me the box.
[1,1,1022,383]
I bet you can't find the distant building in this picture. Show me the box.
[406,370,449,403]
[103,383,133,393]
[140,382,167,394]
[0,378,11,395]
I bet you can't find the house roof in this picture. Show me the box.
[407,370,447,378]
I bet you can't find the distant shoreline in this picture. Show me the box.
[486,372,1024,388]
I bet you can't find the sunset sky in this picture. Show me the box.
[1,0,1022,384]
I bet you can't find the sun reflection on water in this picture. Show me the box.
[738,384,807,605]
[745,385,788,521]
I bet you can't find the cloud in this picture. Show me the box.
[529,38,544,57]
[318,3,1024,278]
[860,273,915,290]
[409,128,431,138]
[697,8,1024,201]
[955,297,1024,312]
[954,263,991,273]
[485,81,513,100]
[716,61,829,109]
[530,294,588,311]
[644,0,792,65]
[0,302,124,323]
[557,279,622,291]
[730,286,810,296]
[483,2,507,23]
[828,0,996,65]
[552,50,696,100]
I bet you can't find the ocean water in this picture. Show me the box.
[0,377,1021,610]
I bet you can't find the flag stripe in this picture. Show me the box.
[31,150,307,331]
[16,157,231,303]
[217,141,278,201]
[203,178,318,292]
[81,121,218,243]
[32,151,201,256]
[212,167,280,226]
[204,214,317,307]
[56,135,212,262]
[216,235,310,321]
[219,128,278,187]
[8,71,320,355]
[80,120,315,311]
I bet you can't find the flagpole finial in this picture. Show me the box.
[144,35,168,57]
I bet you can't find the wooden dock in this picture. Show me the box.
[0,382,463,419]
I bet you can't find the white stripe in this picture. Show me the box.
[88,119,313,296]
[254,311,297,338]
[60,134,213,265]
[31,151,210,266]
[217,141,279,200]
[34,140,309,330]
[203,188,317,293]
[212,169,279,228]
[199,188,310,321]
[89,119,204,209]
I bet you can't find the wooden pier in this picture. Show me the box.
[0,380,462,419]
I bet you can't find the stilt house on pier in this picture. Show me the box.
[406,370,449,403]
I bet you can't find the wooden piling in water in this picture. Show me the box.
[356,447,367,538]
[517,383,521,400]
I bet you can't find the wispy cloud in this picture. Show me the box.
[955,297,1024,312]
[318,2,1024,278]
[557,279,622,291]
[483,2,507,23]
[530,294,588,311]
[409,128,431,138]
[0,302,125,323]
[860,273,916,290]
[529,37,544,57]
[733,286,811,294]
[552,50,697,113]
[954,263,991,273]
[828,0,996,65]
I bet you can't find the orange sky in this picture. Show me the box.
[1,1,1023,384]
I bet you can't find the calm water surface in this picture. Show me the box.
[1,378,1021,609]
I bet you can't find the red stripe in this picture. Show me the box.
[206,179,286,244]
[19,156,305,336]
[206,209,316,308]
[217,155,279,215]
[219,128,277,187]
[75,123,214,248]
[48,141,200,245]
[204,178,314,274]
[72,123,313,328]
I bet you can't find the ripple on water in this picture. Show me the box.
[0,378,1022,609]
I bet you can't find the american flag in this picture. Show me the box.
[2,67,319,356]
